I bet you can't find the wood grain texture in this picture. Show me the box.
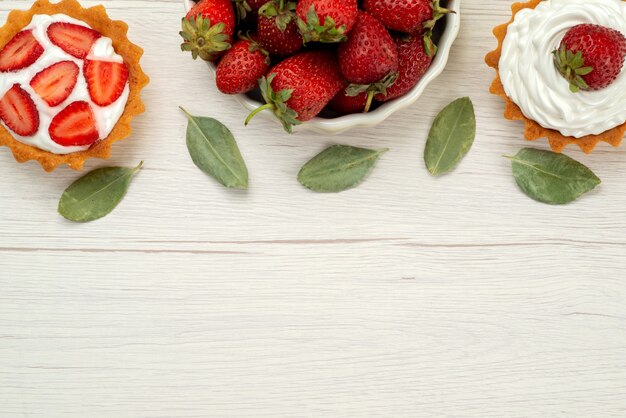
[1,0,626,416]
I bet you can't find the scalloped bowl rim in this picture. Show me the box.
[183,0,461,134]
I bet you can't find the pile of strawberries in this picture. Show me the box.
[180,0,450,132]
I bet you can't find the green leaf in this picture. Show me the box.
[424,97,476,176]
[504,148,601,205]
[297,145,388,193]
[58,162,143,223]
[181,107,249,189]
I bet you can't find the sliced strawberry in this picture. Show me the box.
[49,101,99,146]
[83,60,129,106]
[30,61,79,107]
[0,30,44,72]
[0,84,40,136]
[47,22,101,59]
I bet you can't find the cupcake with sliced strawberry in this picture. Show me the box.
[0,0,149,171]
[486,0,626,153]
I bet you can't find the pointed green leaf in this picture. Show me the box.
[504,148,601,205]
[298,145,387,193]
[424,97,476,176]
[58,162,143,222]
[181,107,248,189]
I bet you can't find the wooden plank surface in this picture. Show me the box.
[1,0,625,416]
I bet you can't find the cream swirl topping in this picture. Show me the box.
[499,0,626,138]
[0,14,129,154]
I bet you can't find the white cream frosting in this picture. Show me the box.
[499,0,626,138]
[0,14,129,154]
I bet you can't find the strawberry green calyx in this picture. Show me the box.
[423,0,453,31]
[233,0,252,22]
[345,72,398,113]
[422,0,453,57]
[245,74,301,133]
[180,15,231,61]
[259,0,297,32]
[239,32,271,65]
[553,45,593,93]
[297,6,347,43]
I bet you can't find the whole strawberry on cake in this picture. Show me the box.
[486,0,626,153]
[181,0,451,133]
[0,0,149,171]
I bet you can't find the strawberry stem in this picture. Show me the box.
[245,103,275,126]
[179,106,194,121]
[133,161,144,173]
[364,92,374,113]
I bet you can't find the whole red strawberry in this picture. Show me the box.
[180,0,235,61]
[338,11,398,112]
[554,24,626,92]
[245,51,344,132]
[330,89,367,114]
[296,0,358,43]
[216,35,270,94]
[364,0,450,55]
[365,0,428,32]
[376,34,432,102]
[257,0,303,56]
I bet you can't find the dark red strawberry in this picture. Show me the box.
[554,24,626,92]
[47,23,101,59]
[338,11,398,112]
[376,34,432,102]
[0,84,39,136]
[330,89,367,114]
[247,0,268,9]
[84,60,129,107]
[257,1,303,56]
[181,0,236,61]
[363,0,449,32]
[296,0,358,43]
[216,36,270,94]
[233,0,268,21]
[0,30,44,72]
[364,0,450,55]
[49,101,99,146]
[30,61,79,107]
[245,50,344,132]
[338,12,398,84]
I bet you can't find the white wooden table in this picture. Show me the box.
[1,1,626,416]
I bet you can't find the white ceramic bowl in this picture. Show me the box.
[183,0,461,134]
